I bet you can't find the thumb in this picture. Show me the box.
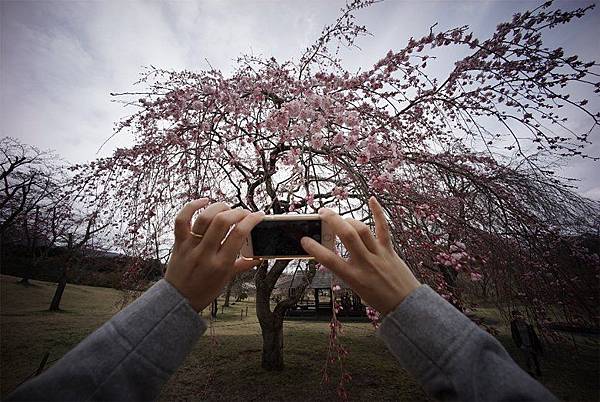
[301,236,350,278]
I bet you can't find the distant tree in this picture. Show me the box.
[0,137,67,283]
[0,137,110,308]
[47,209,110,311]
[74,0,599,370]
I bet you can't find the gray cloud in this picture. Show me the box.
[1,0,598,198]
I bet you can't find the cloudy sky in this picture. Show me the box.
[1,0,599,198]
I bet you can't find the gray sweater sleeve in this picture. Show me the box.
[8,279,207,402]
[377,285,557,402]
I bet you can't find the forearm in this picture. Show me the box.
[8,279,207,402]
[377,285,556,402]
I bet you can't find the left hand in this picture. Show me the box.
[165,199,264,312]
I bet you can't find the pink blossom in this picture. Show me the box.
[345,111,360,127]
[311,133,325,149]
[286,100,302,118]
[357,151,370,164]
[370,172,394,191]
[332,186,349,200]
[470,273,483,282]
[332,132,345,146]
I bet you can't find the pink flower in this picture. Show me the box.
[370,172,394,191]
[332,132,345,146]
[311,133,325,149]
[286,100,302,118]
[332,186,349,200]
[282,148,301,165]
[332,285,341,292]
[470,273,483,282]
[345,111,359,127]
[290,125,308,139]
[357,151,370,164]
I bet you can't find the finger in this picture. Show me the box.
[200,208,251,252]
[300,236,355,283]
[233,257,261,275]
[345,218,378,254]
[174,198,210,242]
[188,202,231,245]
[219,211,265,258]
[318,208,372,260]
[369,196,392,249]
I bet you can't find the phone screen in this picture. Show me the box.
[251,220,321,256]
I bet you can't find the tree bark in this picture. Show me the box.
[211,299,218,318]
[260,317,284,370]
[223,277,235,307]
[49,269,67,311]
[49,234,72,311]
[255,259,317,371]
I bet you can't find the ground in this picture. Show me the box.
[1,274,598,401]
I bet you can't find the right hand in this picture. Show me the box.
[300,196,420,315]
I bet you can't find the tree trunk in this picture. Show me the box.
[19,275,31,285]
[223,278,234,307]
[19,258,36,285]
[260,318,284,370]
[211,299,218,318]
[254,259,316,371]
[256,281,285,370]
[49,269,67,311]
[0,231,4,272]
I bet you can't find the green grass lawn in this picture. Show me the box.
[1,274,598,401]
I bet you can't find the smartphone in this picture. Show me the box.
[240,214,335,260]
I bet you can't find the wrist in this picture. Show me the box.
[164,277,204,313]
[381,280,421,316]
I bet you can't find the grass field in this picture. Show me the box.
[1,274,598,401]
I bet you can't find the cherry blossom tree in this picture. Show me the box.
[72,0,599,370]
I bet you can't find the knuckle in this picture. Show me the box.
[215,202,230,210]
[228,226,244,240]
[322,254,337,268]
[338,227,354,239]
[357,223,371,236]
[194,215,210,229]
[213,212,230,226]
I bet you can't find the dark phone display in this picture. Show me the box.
[251,220,321,256]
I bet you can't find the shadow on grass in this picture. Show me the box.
[497,334,599,402]
[160,330,430,402]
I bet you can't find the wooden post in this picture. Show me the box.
[245,306,248,317]
[240,309,243,320]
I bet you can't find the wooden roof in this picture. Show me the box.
[275,269,351,290]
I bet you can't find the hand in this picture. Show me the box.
[165,199,265,312]
[300,196,420,315]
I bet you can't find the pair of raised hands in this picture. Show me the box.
[165,197,420,314]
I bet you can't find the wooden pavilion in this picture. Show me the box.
[274,269,366,318]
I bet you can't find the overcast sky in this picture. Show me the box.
[1,0,599,199]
